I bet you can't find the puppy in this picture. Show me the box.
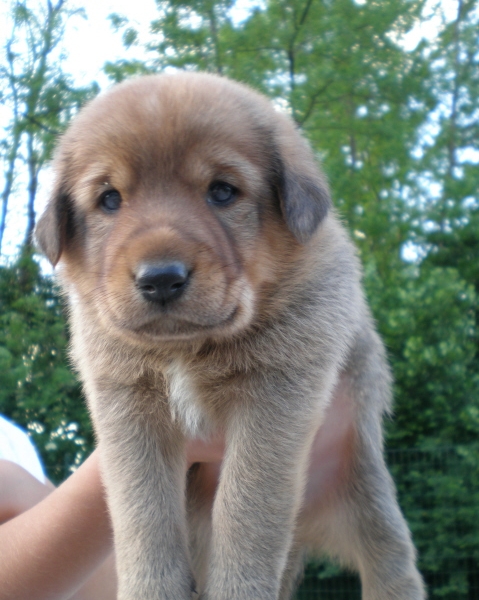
[36,73,425,600]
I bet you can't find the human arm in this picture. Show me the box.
[0,451,113,600]
[0,459,54,524]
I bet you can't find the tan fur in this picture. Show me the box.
[36,73,425,600]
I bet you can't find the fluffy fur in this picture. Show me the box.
[36,73,425,600]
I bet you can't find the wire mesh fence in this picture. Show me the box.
[295,444,479,599]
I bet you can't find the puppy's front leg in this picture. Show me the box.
[89,378,193,600]
[205,375,329,600]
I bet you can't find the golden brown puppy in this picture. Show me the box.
[36,73,425,600]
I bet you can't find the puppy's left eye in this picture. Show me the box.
[207,182,238,206]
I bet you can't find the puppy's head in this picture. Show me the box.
[36,73,331,343]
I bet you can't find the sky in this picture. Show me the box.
[60,0,160,88]
[0,0,461,261]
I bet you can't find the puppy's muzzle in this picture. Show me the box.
[136,261,190,306]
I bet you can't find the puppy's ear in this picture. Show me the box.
[275,128,331,243]
[35,184,70,267]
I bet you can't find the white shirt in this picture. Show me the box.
[0,415,46,483]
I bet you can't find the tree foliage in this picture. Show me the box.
[0,0,98,254]
[0,251,91,483]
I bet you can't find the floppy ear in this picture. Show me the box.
[35,186,70,267]
[275,128,332,243]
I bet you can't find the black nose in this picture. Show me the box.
[136,262,189,305]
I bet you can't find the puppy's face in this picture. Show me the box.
[36,74,331,343]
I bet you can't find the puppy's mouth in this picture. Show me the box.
[99,275,255,343]
[134,305,241,340]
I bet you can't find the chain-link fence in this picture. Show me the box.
[295,445,479,599]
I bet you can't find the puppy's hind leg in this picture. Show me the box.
[278,543,306,600]
[341,444,425,599]
[308,330,426,600]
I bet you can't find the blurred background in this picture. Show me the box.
[0,0,478,597]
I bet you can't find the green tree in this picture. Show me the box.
[417,0,479,376]
[0,251,92,482]
[0,1,99,481]
[0,0,98,255]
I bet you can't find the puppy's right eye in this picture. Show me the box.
[207,181,238,207]
[99,190,122,213]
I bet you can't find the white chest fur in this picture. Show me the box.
[165,360,210,438]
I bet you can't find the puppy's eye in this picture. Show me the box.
[207,181,237,206]
[99,190,122,213]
